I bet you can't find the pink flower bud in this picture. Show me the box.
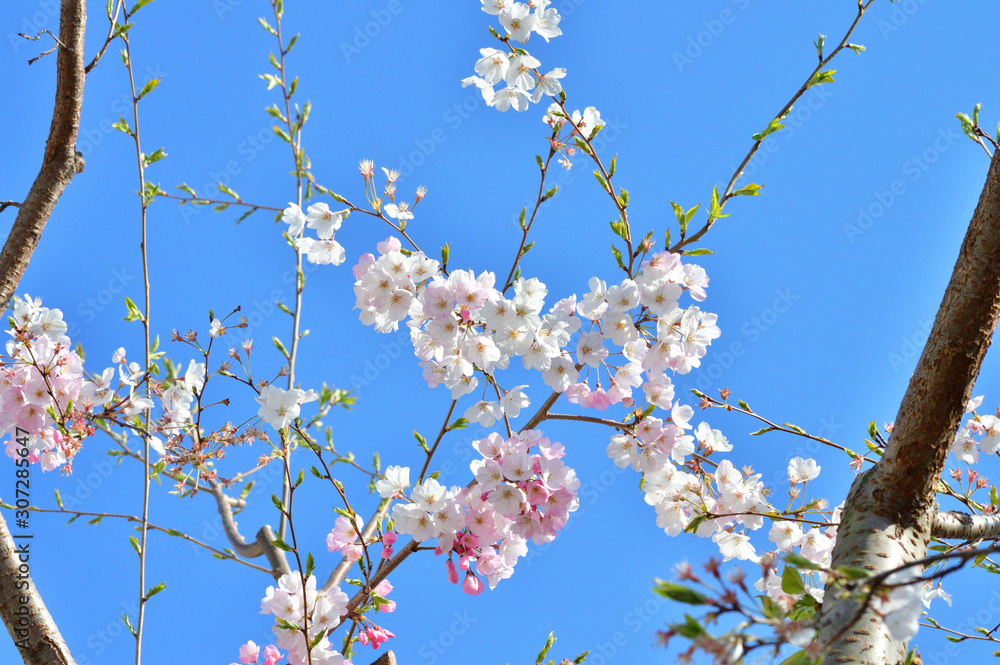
[462,572,485,596]
[446,558,459,584]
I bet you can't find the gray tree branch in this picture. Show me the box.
[933,509,1000,542]
[208,479,290,580]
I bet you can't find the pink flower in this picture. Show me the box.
[239,641,260,664]
[374,579,393,596]
[583,387,611,411]
[382,530,398,547]
[446,558,459,584]
[262,644,282,665]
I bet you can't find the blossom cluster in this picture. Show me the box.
[462,0,565,112]
[351,234,715,413]
[282,202,349,266]
[1,296,92,471]
[389,430,578,592]
[232,640,284,665]
[259,573,351,665]
[950,394,1000,465]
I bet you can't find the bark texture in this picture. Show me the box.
[818,148,1000,662]
[933,510,1000,541]
[0,0,87,311]
[0,513,77,665]
[0,1,87,663]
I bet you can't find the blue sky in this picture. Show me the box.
[3,1,1000,664]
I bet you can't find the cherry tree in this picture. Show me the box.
[3,1,1000,665]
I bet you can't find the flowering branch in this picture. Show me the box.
[267,0,308,545]
[543,412,628,431]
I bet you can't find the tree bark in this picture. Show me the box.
[0,0,87,312]
[0,514,77,665]
[818,147,1000,662]
[0,1,87,663]
[932,510,1000,541]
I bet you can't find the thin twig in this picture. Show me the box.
[84,0,124,73]
[19,29,66,65]
[671,0,875,253]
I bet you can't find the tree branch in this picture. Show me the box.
[877,146,1000,514]
[819,139,1000,664]
[208,479,290,580]
[0,2,87,663]
[0,513,77,665]
[933,509,1000,541]
[1,0,88,312]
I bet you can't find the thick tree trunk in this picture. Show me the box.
[0,1,87,663]
[817,148,1000,662]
